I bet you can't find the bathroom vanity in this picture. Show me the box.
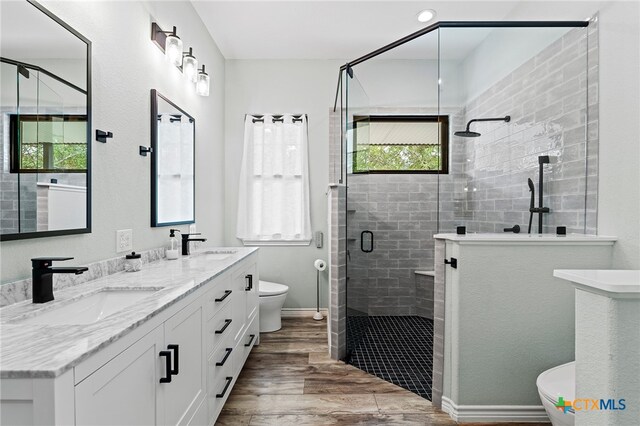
[0,248,259,425]
[431,234,616,423]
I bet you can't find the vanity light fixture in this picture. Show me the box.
[417,9,436,23]
[152,23,209,95]
[196,65,210,97]
[183,47,198,83]
[151,23,183,67]
[165,27,183,67]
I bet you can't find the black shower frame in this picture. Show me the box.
[334,20,589,184]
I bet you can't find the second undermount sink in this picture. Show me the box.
[15,288,160,326]
[194,250,238,261]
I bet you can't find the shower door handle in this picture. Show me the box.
[360,230,374,253]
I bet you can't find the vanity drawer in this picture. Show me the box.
[206,337,235,422]
[205,274,233,320]
[206,302,233,356]
[235,314,259,376]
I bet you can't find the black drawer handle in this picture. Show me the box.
[159,350,172,383]
[244,334,256,347]
[245,274,253,291]
[216,347,233,366]
[444,257,457,269]
[215,290,232,302]
[215,319,232,334]
[167,344,179,376]
[216,376,233,398]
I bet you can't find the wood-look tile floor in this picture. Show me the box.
[217,317,549,426]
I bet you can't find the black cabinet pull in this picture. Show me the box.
[215,319,232,334]
[216,376,233,398]
[216,348,233,366]
[159,350,172,383]
[444,257,457,269]
[244,334,256,347]
[215,290,232,302]
[360,230,374,253]
[245,274,253,291]
[167,344,179,376]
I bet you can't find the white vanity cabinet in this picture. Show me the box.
[0,251,259,426]
[75,280,215,425]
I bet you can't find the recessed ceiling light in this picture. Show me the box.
[417,9,436,23]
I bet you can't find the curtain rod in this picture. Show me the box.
[246,113,308,124]
[157,113,194,123]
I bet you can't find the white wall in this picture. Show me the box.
[224,60,339,308]
[0,0,226,283]
[595,0,640,268]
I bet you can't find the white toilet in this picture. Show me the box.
[258,280,289,332]
[536,362,575,426]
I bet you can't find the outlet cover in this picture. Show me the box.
[116,229,133,253]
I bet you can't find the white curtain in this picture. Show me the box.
[237,114,311,245]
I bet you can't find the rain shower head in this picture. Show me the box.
[454,115,511,138]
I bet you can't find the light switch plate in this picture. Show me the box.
[116,229,133,253]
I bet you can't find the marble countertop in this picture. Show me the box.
[434,233,617,244]
[554,269,640,298]
[0,247,257,379]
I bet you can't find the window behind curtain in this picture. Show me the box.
[236,114,311,245]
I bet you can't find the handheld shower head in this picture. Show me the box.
[454,115,511,138]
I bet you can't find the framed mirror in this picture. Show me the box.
[150,89,195,227]
[0,0,91,241]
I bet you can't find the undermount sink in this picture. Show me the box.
[194,250,238,261]
[14,288,159,326]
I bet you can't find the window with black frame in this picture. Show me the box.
[353,115,449,174]
[10,114,88,173]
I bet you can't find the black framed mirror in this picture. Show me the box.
[0,0,91,241]
[150,89,195,227]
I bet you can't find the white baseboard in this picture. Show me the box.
[441,397,549,423]
[281,308,328,318]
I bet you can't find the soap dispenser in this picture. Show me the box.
[167,229,180,260]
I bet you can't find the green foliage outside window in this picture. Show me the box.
[19,143,87,171]
[354,144,441,172]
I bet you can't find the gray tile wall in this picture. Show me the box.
[415,273,434,319]
[449,25,598,235]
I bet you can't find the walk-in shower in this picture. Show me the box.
[329,20,596,401]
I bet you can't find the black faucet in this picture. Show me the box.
[181,233,207,255]
[31,257,88,303]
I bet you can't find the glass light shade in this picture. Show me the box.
[196,72,210,96]
[183,55,198,83]
[165,34,183,67]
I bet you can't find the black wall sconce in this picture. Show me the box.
[139,146,153,157]
[96,130,113,143]
[151,22,210,97]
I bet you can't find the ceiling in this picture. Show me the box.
[191,1,519,60]
[0,0,87,60]
[191,1,604,61]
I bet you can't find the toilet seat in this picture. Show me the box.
[259,280,289,297]
[537,362,575,411]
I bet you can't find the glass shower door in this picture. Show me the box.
[344,68,373,360]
